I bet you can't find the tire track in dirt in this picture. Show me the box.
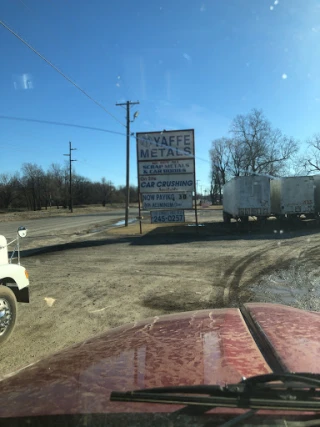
[221,243,275,306]
[221,241,306,306]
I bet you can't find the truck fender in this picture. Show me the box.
[0,264,29,290]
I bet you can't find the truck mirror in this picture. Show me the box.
[17,227,27,238]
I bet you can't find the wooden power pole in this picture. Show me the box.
[64,141,77,213]
[116,100,139,226]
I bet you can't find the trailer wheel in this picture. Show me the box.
[223,211,231,223]
[0,285,17,345]
[257,216,267,225]
[304,213,314,220]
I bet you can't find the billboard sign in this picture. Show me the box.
[137,130,194,161]
[150,210,185,224]
[142,192,193,210]
[136,129,196,226]
[138,159,194,175]
[139,173,194,193]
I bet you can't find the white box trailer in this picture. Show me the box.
[313,175,320,216]
[270,176,315,218]
[223,176,271,222]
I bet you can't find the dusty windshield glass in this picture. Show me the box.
[0,0,320,424]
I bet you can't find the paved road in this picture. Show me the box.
[1,208,140,239]
[1,207,221,241]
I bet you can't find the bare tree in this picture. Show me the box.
[230,109,298,176]
[47,163,68,208]
[209,138,231,202]
[0,161,140,211]
[21,163,45,211]
[100,178,114,206]
[0,173,20,210]
[72,174,91,206]
[226,139,247,177]
[280,153,309,177]
[305,134,320,173]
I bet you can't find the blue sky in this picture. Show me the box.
[1,0,320,191]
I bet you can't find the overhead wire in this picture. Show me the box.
[0,19,126,128]
[0,21,210,165]
[117,74,211,165]
[18,0,33,12]
[117,73,156,130]
[0,17,210,167]
[0,115,126,137]
[0,115,211,164]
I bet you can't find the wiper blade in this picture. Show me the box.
[110,373,320,412]
[242,373,320,388]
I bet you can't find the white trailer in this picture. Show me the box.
[223,176,271,223]
[313,175,320,216]
[270,176,315,218]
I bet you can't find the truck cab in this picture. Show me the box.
[0,227,29,345]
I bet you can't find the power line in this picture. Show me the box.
[18,0,33,12]
[0,115,125,136]
[0,115,211,164]
[0,21,211,171]
[0,20,125,128]
[116,76,210,165]
[118,73,156,130]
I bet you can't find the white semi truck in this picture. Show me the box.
[0,227,29,345]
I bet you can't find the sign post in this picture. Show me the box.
[136,129,196,228]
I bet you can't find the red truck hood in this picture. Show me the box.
[0,303,320,421]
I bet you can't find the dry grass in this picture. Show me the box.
[0,204,132,222]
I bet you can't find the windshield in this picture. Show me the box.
[1,0,320,425]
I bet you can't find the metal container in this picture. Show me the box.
[313,174,320,215]
[270,176,315,217]
[223,176,271,221]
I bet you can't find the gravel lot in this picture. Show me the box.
[1,217,320,379]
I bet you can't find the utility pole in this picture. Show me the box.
[64,141,77,213]
[196,180,201,204]
[116,100,139,226]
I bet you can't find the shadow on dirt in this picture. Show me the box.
[137,219,320,243]
[17,219,320,258]
[16,237,134,258]
[142,291,226,313]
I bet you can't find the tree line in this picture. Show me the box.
[209,108,320,202]
[0,163,138,211]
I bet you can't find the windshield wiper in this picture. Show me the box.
[110,373,320,412]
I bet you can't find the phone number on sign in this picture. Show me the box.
[152,215,184,223]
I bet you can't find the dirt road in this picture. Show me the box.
[0,220,319,379]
